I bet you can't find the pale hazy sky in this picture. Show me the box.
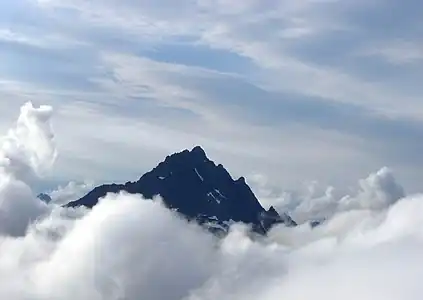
[0,0,422,193]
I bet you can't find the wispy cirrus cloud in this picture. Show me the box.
[0,0,422,191]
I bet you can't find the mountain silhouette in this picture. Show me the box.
[67,146,296,234]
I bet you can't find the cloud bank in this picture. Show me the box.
[48,180,95,205]
[253,167,406,224]
[1,103,423,299]
[0,102,56,236]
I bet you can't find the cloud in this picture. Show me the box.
[1,0,423,193]
[1,102,57,177]
[1,102,423,299]
[0,3,421,299]
[3,190,423,299]
[356,40,423,65]
[252,167,405,224]
[16,193,217,300]
[48,180,95,205]
[29,0,423,118]
[0,102,56,236]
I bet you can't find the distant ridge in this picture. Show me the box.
[67,146,296,234]
[37,193,52,204]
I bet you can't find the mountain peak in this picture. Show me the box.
[67,147,295,234]
[267,206,279,216]
[37,193,52,204]
[236,176,246,183]
[190,145,207,159]
[162,146,209,168]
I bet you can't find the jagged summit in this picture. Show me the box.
[191,145,207,158]
[67,146,296,233]
[37,193,52,204]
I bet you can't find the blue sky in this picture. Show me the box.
[0,0,422,193]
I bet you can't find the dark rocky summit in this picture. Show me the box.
[37,193,52,204]
[67,146,296,234]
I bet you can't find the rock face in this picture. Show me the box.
[37,193,52,204]
[67,146,296,233]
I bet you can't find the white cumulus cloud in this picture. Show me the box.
[48,181,95,205]
[252,167,405,224]
[0,102,56,236]
[0,103,423,300]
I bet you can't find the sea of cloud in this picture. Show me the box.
[251,166,406,225]
[1,103,423,299]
